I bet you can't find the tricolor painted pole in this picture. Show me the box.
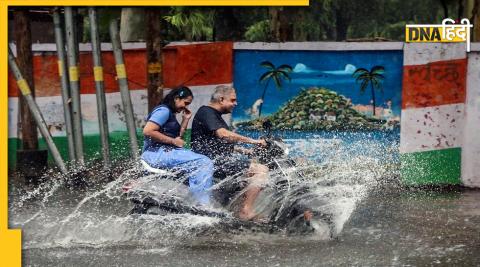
[88,7,111,169]
[53,8,75,162]
[109,18,139,160]
[65,7,85,166]
[8,47,68,175]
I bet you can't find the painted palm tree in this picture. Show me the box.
[352,66,385,116]
[258,61,293,116]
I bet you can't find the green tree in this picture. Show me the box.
[163,7,214,41]
[245,20,270,41]
[352,66,385,116]
[258,61,292,116]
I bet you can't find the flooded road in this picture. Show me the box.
[8,133,480,266]
[11,183,480,266]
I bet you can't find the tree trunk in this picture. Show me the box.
[214,7,242,41]
[458,0,465,19]
[269,7,281,41]
[278,8,294,41]
[293,8,308,41]
[441,0,449,18]
[476,4,480,42]
[269,7,294,42]
[471,0,480,41]
[14,9,38,150]
[335,8,349,41]
[120,8,146,42]
[76,10,84,43]
[145,8,164,112]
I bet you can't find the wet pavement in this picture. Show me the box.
[15,186,480,266]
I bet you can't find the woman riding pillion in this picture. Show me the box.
[141,86,214,205]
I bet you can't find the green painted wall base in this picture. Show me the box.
[8,130,193,169]
[8,131,142,169]
[401,147,461,186]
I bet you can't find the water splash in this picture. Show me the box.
[10,130,399,249]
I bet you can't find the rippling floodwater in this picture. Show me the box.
[9,130,480,266]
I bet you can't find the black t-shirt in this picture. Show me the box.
[191,105,234,160]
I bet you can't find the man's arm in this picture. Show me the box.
[215,128,265,146]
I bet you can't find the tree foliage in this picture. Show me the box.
[163,7,214,41]
[80,1,473,43]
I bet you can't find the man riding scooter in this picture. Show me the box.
[191,85,269,221]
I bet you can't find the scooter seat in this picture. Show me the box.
[140,159,175,176]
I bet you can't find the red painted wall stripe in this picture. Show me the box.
[8,49,147,97]
[402,58,467,109]
[162,42,233,88]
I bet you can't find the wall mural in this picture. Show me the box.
[233,50,403,132]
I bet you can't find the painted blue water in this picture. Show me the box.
[237,129,400,165]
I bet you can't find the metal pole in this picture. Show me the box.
[9,47,68,175]
[88,7,111,169]
[53,8,75,162]
[109,18,139,160]
[65,6,85,166]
